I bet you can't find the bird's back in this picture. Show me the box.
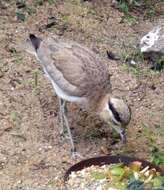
[29,35,112,110]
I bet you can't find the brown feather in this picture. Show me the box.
[36,37,111,110]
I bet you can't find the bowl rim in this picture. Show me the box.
[64,154,164,182]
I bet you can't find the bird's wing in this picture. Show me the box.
[37,39,111,98]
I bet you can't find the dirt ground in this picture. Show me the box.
[0,0,163,189]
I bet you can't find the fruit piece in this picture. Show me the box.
[109,163,124,169]
[123,166,130,178]
[149,168,157,176]
[129,161,142,171]
[110,167,125,176]
[140,166,149,174]
[145,174,153,183]
[152,176,164,188]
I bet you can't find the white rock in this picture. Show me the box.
[130,60,137,65]
[140,23,164,54]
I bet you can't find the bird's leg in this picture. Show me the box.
[58,98,83,159]
[58,98,66,135]
[61,101,84,159]
[60,100,75,152]
[111,125,126,143]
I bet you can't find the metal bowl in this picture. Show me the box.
[64,155,163,181]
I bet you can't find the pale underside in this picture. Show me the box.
[43,67,86,103]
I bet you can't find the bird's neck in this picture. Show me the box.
[87,93,110,114]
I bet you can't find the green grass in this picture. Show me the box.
[140,121,164,166]
[16,0,57,22]
[117,0,162,22]
[121,63,142,77]
[121,46,144,63]
[150,146,164,165]
[120,14,138,26]
[120,45,145,77]
[8,47,23,65]
[16,11,26,22]
[10,111,18,122]
[48,0,56,5]
[120,42,164,75]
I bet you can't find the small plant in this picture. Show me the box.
[138,123,164,166]
[122,47,144,63]
[10,111,18,122]
[117,0,162,21]
[16,0,36,21]
[120,43,145,76]
[32,69,39,87]
[16,11,26,22]
[118,0,129,14]
[9,47,23,65]
[118,0,139,25]
[157,55,164,72]
[121,14,138,25]
[150,146,164,166]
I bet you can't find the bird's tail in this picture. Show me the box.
[22,34,42,56]
[29,34,42,51]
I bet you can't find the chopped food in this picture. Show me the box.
[66,161,164,190]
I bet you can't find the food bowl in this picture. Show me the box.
[64,155,163,181]
[64,155,163,187]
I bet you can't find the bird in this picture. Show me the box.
[23,34,131,157]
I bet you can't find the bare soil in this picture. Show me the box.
[0,0,163,190]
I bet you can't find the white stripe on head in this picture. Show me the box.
[104,102,120,125]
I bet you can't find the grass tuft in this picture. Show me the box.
[117,0,163,22]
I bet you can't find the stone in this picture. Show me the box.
[140,23,164,70]
[140,23,164,54]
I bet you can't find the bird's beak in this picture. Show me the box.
[100,110,127,143]
[108,121,127,143]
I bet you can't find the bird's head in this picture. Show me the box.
[99,97,131,142]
